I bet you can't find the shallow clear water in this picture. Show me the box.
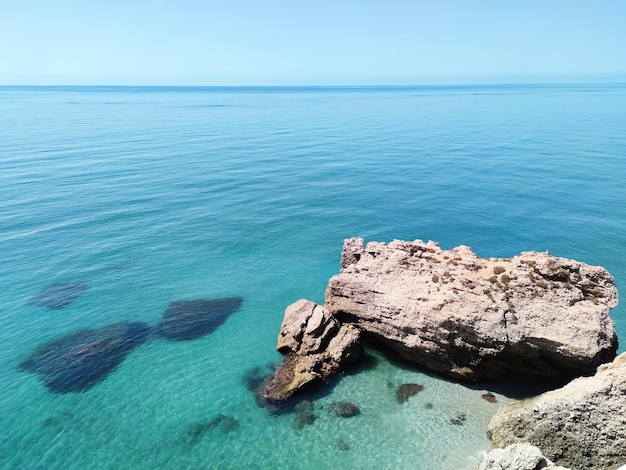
[1,84,625,469]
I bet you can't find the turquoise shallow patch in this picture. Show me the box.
[1,84,625,469]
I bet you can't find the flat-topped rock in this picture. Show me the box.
[487,352,626,470]
[325,238,618,381]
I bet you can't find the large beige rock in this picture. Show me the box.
[476,443,570,470]
[260,300,363,402]
[487,353,626,470]
[325,238,618,381]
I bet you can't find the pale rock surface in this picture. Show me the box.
[325,238,618,381]
[487,352,626,470]
[476,443,570,470]
[260,300,362,402]
[277,299,337,355]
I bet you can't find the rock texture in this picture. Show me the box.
[487,352,626,470]
[476,443,570,470]
[260,299,363,402]
[325,238,618,381]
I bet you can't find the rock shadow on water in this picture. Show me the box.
[155,297,243,341]
[371,337,569,406]
[19,321,151,393]
[28,282,88,310]
[469,372,573,400]
[187,414,240,444]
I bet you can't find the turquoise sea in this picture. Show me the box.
[1,84,625,469]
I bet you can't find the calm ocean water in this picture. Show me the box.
[1,84,625,469]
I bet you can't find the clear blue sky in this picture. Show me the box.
[1,1,625,85]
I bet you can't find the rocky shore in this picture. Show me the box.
[259,237,622,468]
[487,352,626,470]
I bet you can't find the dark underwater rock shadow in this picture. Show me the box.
[19,321,151,393]
[154,297,243,341]
[28,282,89,310]
[395,383,425,404]
[327,401,360,418]
[186,414,240,444]
[242,363,277,396]
[291,400,316,430]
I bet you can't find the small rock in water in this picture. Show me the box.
[292,400,316,430]
[481,392,498,403]
[155,297,243,341]
[449,412,467,425]
[424,402,434,409]
[327,401,360,418]
[19,321,151,393]
[28,282,88,310]
[395,383,425,404]
[337,438,350,451]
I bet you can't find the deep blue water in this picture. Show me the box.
[1,84,625,469]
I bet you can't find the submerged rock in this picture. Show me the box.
[326,238,618,381]
[337,437,350,451]
[395,383,425,404]
[292,400,316,430]
[481,392,497,403]
[487,352,626,470]
[155,297,243,341]
[260,300,363,403]
[28,282,88,310]
[19,321,151,393]
[187,414,240,444]
[242,363,275,393]
[327,401,360,418]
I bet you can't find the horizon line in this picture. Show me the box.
[2,81,626,89]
